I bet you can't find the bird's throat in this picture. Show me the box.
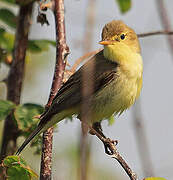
[103,43,134,63]
[103,44,143,79]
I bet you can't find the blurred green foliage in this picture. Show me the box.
[0,0,56,162]
[0,0,16,5]
[0,27,56,65]
[0,27,14,52]
[2,155,38,180]
[28,40,56,53]
[0,1,55,65]
[0,8,17,28]
[14,103,44,154]
[0,100,44,154]
[14,103,44,131]
[116,0,131,13]
[0,100,15,120]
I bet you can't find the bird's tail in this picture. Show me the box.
[16,120,45,155]
[16,108,71,155]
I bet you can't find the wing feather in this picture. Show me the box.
[47,50,118,115]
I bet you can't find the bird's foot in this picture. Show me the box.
[89,122,106,138]
[89,122,118,155]
[103,138,118,155]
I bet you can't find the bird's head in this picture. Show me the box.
[99,20,140,54]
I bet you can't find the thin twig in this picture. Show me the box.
[40,0,69,179]
[85,122,138,180]
[138,30,173,38]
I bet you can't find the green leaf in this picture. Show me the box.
[0,27,5,34]
[0,8,17,28]
[28,40,56,53]
[0,100,15,121]
[14,103,44,154]
[0,0,16,5]
[3,156,27,167]
[3,31,14,50]
[116,0,131,13]
[0,28,14,52]
[14,103,44,131]
[7,166,31,180]
[3,156,38,180]
[15,0,35,6]
[143,178,167,180]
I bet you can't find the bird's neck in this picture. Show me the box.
[103,44,143,78]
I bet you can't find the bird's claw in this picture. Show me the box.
[103,138,118,155]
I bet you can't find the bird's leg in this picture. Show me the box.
[89,122,118,155]
[89,122,106,138]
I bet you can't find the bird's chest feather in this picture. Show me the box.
[91,46,143,121]
[111,67,140,112]
[92,61,142,121]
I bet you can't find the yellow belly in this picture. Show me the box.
[91,67,142,122]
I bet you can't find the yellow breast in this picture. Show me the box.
[92,43,143,121]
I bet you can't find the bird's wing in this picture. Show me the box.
[48,50,118,115]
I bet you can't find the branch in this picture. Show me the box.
[86,123,138,180]
[40,0,69,179]
[138,30,173,38]
[0,1,33,163]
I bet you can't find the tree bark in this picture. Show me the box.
[0,2,33,162]
[40,0,69,179]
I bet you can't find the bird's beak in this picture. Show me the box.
[99,40,114,45]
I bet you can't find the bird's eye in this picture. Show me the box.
[120,34,125,40]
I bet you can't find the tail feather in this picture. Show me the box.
[16,109,66,155]
[16,123,44,155]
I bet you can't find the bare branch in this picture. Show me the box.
[86,123,138,180]
[138,30,173,38]
[40,0,69,179]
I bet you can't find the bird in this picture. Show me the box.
[16,20,143,155]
